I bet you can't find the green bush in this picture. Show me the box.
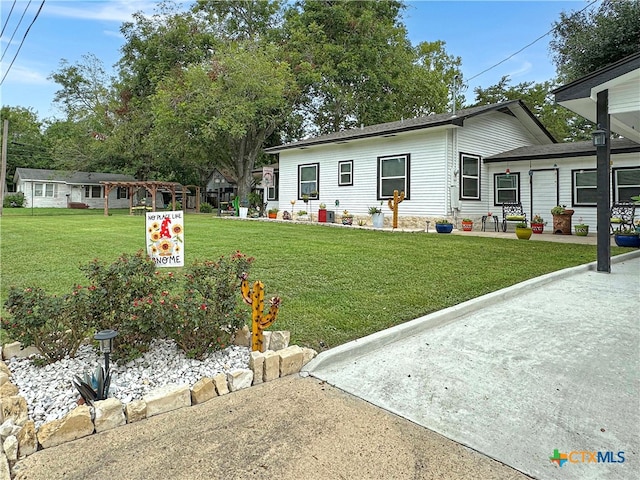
[2,250,255,363]
[3,193,25,208]
[199,202,213,213]
[2,286,92,363]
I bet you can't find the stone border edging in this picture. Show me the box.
[303,250,640,374]
[0,331,317,480]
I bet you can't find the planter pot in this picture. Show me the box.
[531,223,544,234]
[239,207,248,219]
[318,209,327,222]
[515,227,533,240]
[614,234,640,248]
[461,221,473,232]
[552,213,572,235]
[435,223,453,233]
[342,216,353,226]
[297,215,310,222]
[372,212,384,229]
[574,225,589,236]
[268,212,277,219]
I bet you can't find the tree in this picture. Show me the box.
[550,0,640,82]
[150,42,295,202]
[472,76,592,142]
[282,0,462,137]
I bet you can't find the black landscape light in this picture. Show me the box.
[592,127,607,147]
[95,329,117,373]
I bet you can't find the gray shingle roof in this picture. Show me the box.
[14,168,136,184]
[265,100,555,153]
[484,138,640,162]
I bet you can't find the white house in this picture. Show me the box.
[264,100,557,225]
[14,168,137,209]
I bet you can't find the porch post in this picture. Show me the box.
[596,89,610,273]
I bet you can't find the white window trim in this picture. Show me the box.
[572,169,597,206]
[34,182,56,197]
[377,154,410,199]
[460,153,481,200]
[494,173,520,205]
[338,160,353,186]
[613,166,640,203]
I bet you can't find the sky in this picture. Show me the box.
[0,0,602,121]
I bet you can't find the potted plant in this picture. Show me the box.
[461,218,473,231]
[268,208,279,219]
[239,198,249,219]
[574,217,589,236]
[614,227,640,248]
[515,222,532,240]
[296,210,309,221]
[531,214,545,234]
[342,210,353,225]
[551,205,573,235]
[368,203,384,229]
[435,219,453,233]
[318,203,327,222]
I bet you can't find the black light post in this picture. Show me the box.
[215,177,221,216]
[94,329,117,374]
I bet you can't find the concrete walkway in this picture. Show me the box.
[305,251,640,480]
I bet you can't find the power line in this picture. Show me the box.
[0,0,32,63]
[466,0,602,84]
[0,0,17,38]
[0,0,45,86]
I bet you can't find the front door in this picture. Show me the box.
[530,169,559,221]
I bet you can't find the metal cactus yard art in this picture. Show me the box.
[387,189,405,229]
[240,273,281,352]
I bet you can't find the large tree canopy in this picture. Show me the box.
[151,43,295,201]
[282,0,462,137]
[550,0,640,82]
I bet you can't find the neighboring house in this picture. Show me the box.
[204,168,237,209]
[14,168,137,209]
[265,100,556,222]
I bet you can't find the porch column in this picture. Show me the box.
[596,89,610,273]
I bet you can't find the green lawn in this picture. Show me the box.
[0,211,624,351]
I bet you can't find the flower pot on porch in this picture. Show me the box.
[461,220,473,232]
[552,213,573,235]
[239,207,248,219]
[531,223,544,234]
[435,223,453,233]
[574,225,589,236]
[515,226,533,240]
[372,212,384,229]
[614,233,640,248]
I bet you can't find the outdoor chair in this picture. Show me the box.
[501,202,527,232]
[610,201,636,233]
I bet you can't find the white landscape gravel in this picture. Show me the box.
[6,339,250,428]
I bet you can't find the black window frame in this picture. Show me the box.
[613,166,640,203]
[85,185,103,199]
[298,163,319,200]
[459,153,481,201]
[572,169,598,206]
[493,172,520,206]
[267,171,279,201]
[338,160,353,186]
[377,153,410,200]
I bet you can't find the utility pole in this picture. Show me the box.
[0,120,8,216]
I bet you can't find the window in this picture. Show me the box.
[494,173,520,205]
[377,154,410,199]
[267,172,279,201]
[117,187,129,199]
[572,169,597,206]
[34,183,55,197]
[614,167,640,202]
[460,153,480,200]
[338,160,353,186]
[298,163,319,199]
[85,185,103,198]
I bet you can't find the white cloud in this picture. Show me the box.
[506,60,533,79]
[44,1,159,23]
[1,63,51,85]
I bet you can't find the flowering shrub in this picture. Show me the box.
[2,286,92,363]
[2,250,256,364]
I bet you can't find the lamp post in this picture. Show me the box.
[214,177,221,216]
[94,329,117,374]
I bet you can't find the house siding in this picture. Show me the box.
[17,180,131,209]
[609,78,640,115]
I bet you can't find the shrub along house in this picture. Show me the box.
[14,168,137,209]
[264,100,557,226]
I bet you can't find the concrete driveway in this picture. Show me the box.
[305,252,640,480]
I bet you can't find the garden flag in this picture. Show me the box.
[146,210,184,267]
